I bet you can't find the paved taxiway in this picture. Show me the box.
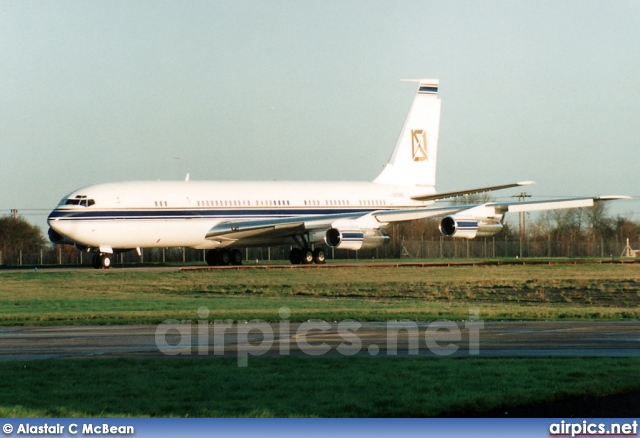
[0,321,638,361]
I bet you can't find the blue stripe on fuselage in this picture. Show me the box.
[47,208,383,221]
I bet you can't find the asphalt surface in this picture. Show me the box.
[0,321,638,361]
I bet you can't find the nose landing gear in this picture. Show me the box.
[92,253,112,269]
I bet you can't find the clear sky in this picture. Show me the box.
[2,0,639,232]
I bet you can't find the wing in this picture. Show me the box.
[436,195,630,224]
[204,195,630,245]
[204,205,469,245]
[205,180,538,244]
[488,195,630,214]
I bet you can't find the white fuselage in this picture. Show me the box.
[48,180,434,250]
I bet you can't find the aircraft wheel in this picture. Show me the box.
[302,248,314,264]
[100,254,112,269]
[289,248,303,265]
[205,250,220,266]
[230,249,243,266]
[220,250,231,266]
[92,254,101,269]
[313,248,326,264]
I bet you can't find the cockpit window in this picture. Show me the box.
[64,195,95,207]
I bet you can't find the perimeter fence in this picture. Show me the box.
[1,236,637,267]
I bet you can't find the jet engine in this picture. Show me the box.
[48,228,74,245]
[325,227,389,250]
[439,216,503,239]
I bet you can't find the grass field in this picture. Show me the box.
[0,356,638,418]
[1,263,639,324]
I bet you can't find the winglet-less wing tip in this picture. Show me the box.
[596,195,632,201]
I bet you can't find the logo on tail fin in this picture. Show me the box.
[411,129,427,162]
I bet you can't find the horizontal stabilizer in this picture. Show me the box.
[411,181,535,202]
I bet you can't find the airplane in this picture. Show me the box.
[47,79,628,269]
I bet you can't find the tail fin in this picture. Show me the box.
[373,79,441,186]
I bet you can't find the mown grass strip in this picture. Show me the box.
[0,357,637,418]
[1,264,640,325]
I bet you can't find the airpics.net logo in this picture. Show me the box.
[549,420,638,437]
[154,307,484,367]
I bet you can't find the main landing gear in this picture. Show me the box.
[205,247,326,266]
[205,249,243,266]
[287,233,326,265]
[289,247,325,265]
[92,253,112,269]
